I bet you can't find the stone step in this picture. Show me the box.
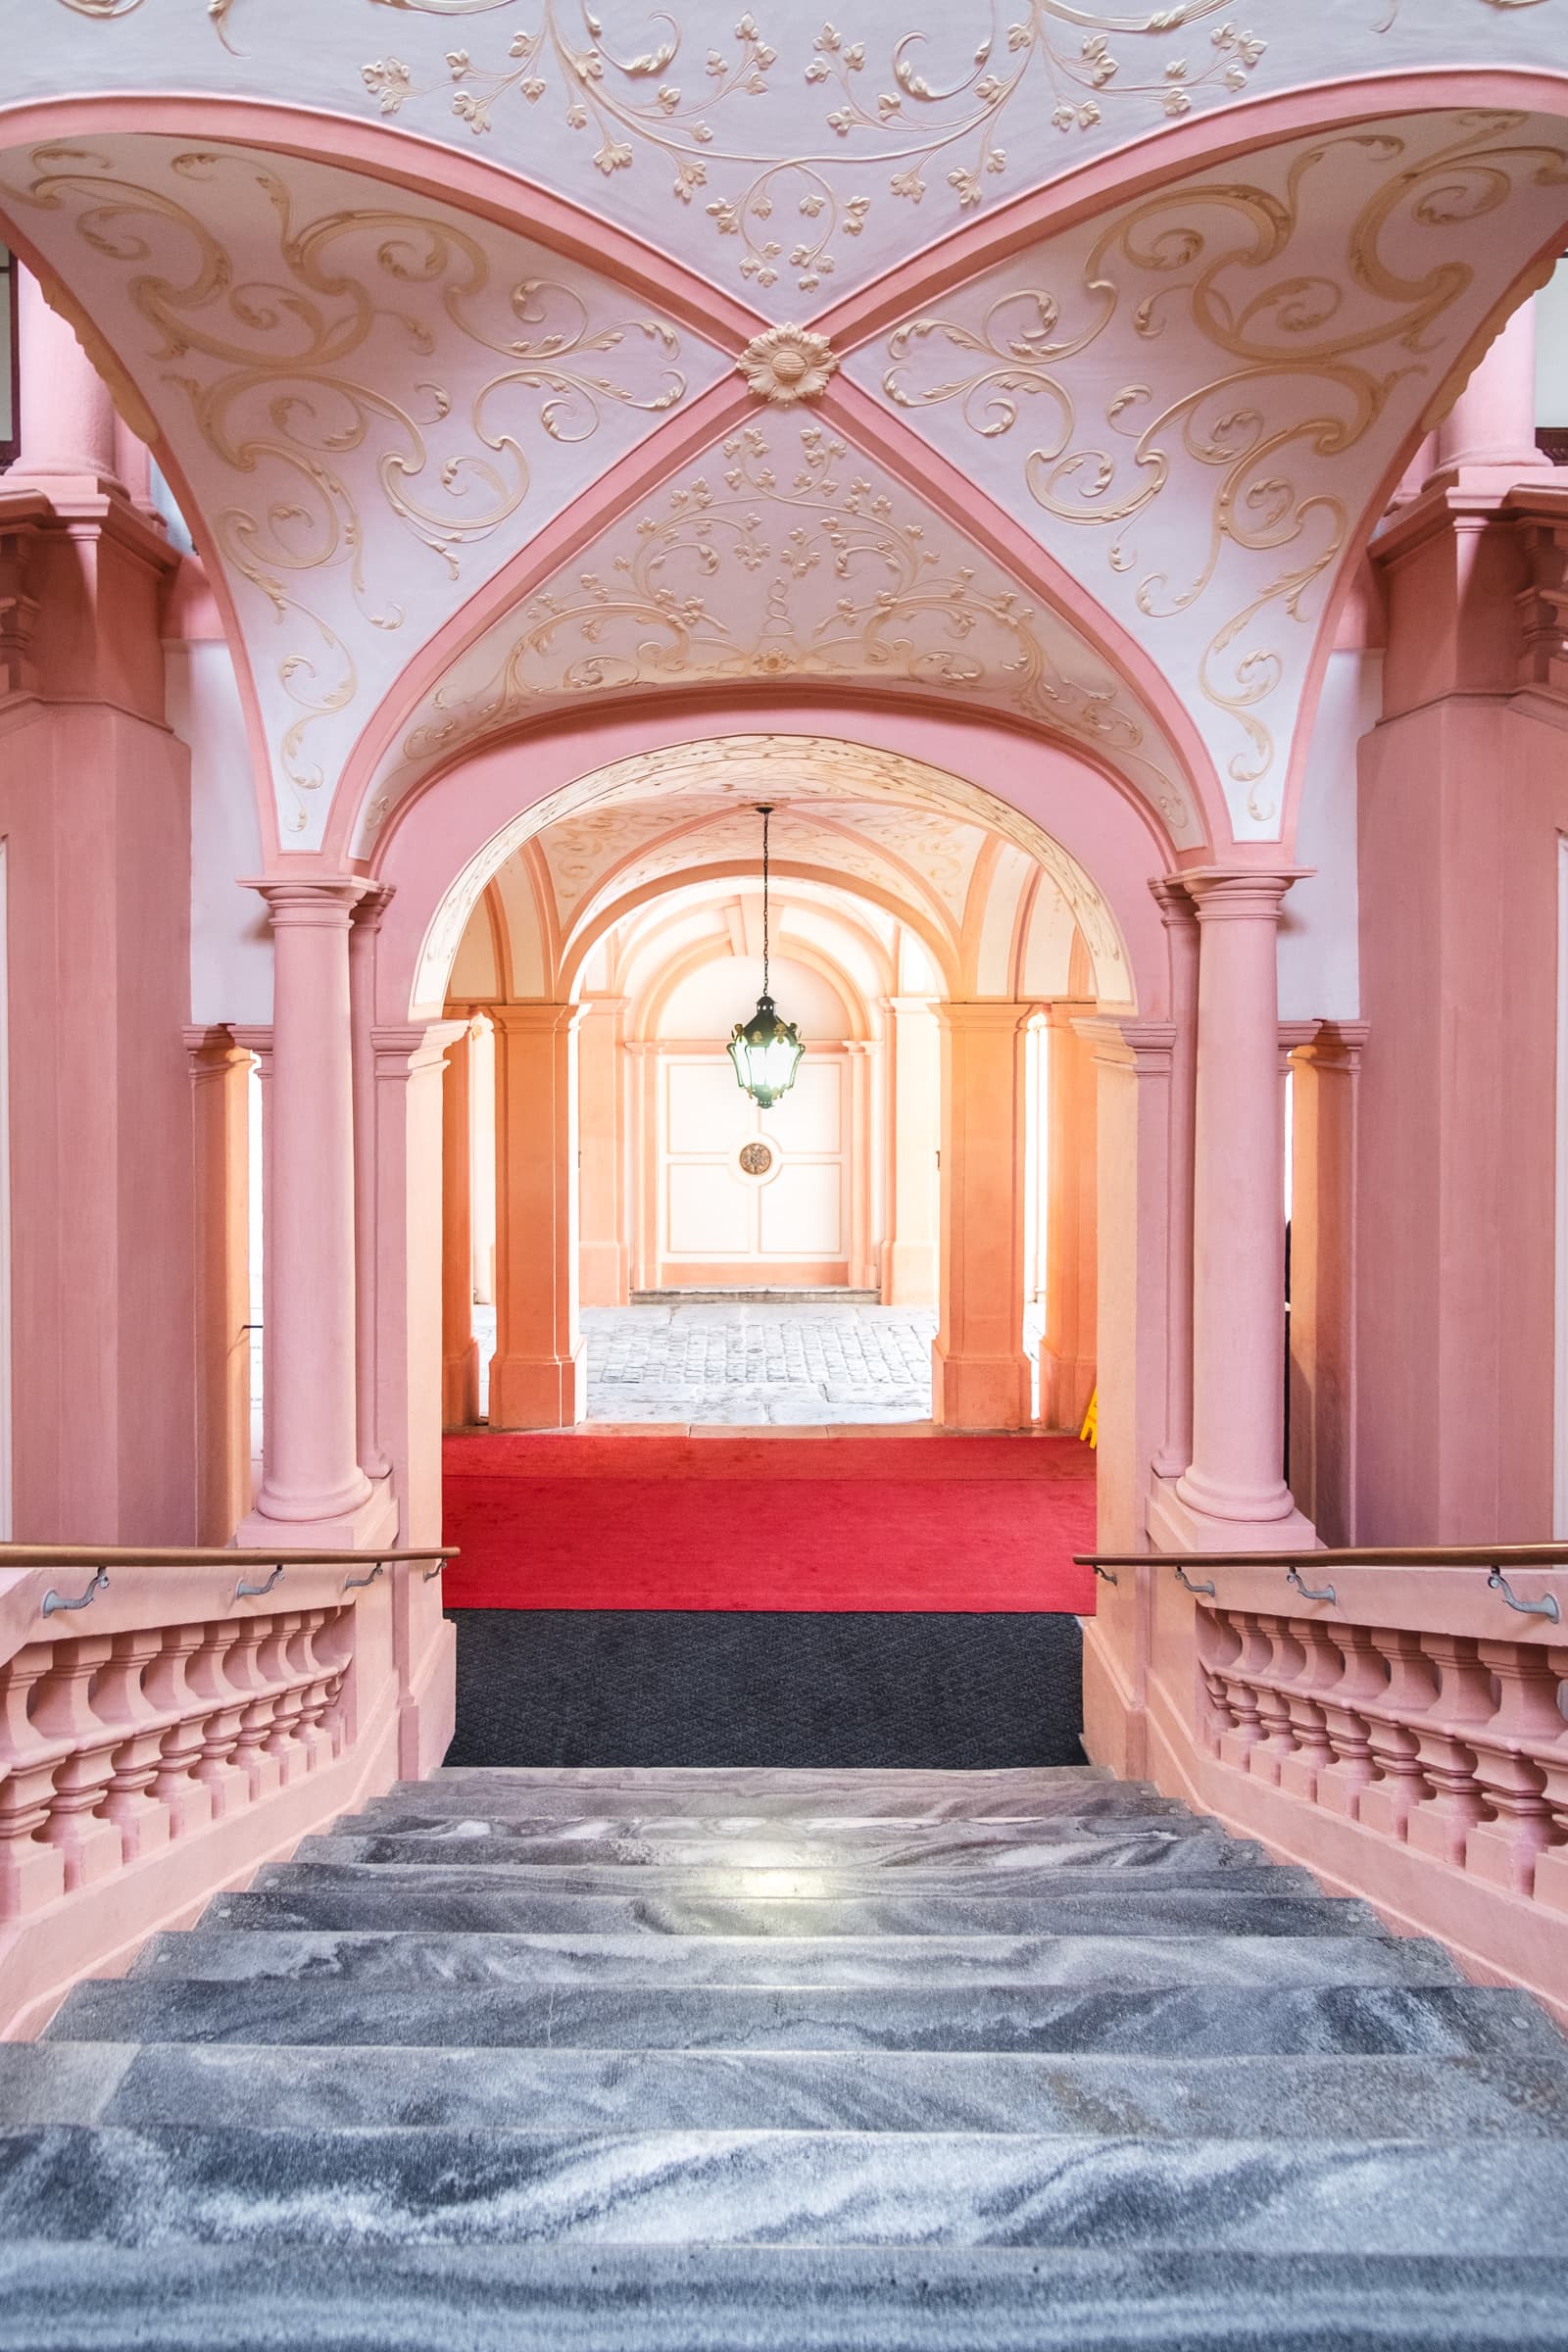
[287,1840,1372,1915]
[9,2042,1568,2140]
[7,2122,1568,2255]
[208,1875,1321,1938]
[328,1822,1259,1871]
[5,2241,1566,2352]
[119,1919,1441,1998]
[44,1979,1547,2056]
[402,1775,1182,1824]
[350,1803,1233,1846]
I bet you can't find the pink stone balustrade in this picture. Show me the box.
[0,1542,453,2037]
[1085,1546,1568,2023]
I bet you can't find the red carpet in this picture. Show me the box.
[442,1433,1098,1613]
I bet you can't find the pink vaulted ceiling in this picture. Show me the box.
[6,8,1568,862]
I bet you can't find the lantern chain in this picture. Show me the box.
[757,803,772,998]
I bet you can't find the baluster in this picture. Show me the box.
[1463,1640,1568,1896]
[288,1612,338,1772]
[0,1643,69,1915]
[1247,1616,1305,1786]
[143,1626,217,1837]
[93,1630,173,1861]
[1405,1634,1496,1868]
[185,1624,250,1820]
[26,1637,125,1889]
[1195,1608,1244,1755]
[259,1614,311,1785]
[1277,1618,1344,1802]
[224,1616,285,1804]
[312,1609,353,1757]
[1314,1624,1391,1820]
[1216,1613,1272,1771]
[1357,1629,1437,1840]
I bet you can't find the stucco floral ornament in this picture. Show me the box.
[738,324,837,407]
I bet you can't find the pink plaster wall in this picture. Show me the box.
[1357,691,1568,1541]
[0,687,198,1543]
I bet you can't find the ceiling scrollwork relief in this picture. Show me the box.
[364,416,1193,848]
[27,4,1567,311]
[850,109,1568,831]
[0,133,720,841]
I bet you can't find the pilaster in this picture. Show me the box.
[931,1001,1032,1431]
[490,1002,586,1430]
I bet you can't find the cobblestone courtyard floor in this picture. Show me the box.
[470,1300,1046,1427]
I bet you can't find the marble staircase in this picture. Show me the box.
[5,1765,1568,2347]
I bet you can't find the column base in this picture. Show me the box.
[442,1340,481,1431]
[931,1341,1032,1432]
[489,1348,586,1431]
[1040,1348,1096,1435]
[236,1475,399,1555]
[1147,1470,1318,1556]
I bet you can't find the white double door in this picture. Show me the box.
[658,1052,848,1279]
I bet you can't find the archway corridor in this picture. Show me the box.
[416,731,1105,1757]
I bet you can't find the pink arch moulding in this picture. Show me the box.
[366,697,1174,1031]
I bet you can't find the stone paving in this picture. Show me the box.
[472,1301,936,1425]
[469,1300,1047,1426]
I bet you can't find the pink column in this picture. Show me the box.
[15,267,122,488]
[349,886,393,1483]
[1150,879,1199,1479]
[1039,1002,1098,1433]
[882,996,939,1305]
[1154,872,1315,1551]
[441,1022,481,1428]
[625,1040,660,1294]
[1432,298,1547,477]
[1288,1021,1369,1545]
[185,1026,252,1544]
[931,1002,1032,1431]
[847,1041,878,1291]
[490,1003,585,1429]
[577,996,630,1307]
[238,880,395,1547]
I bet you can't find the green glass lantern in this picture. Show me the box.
[728,804,805,1108]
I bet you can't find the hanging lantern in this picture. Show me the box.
[728,803,805,1108]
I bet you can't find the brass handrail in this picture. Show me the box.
[1075,1543,1568,1569]
[0,1544,457,1568]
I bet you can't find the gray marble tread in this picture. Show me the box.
[43,1978,1556,2056]
[275,1853,1382,1929]
[10,2122,1568,2255]
[348,1807,1231,1850]
[9,2044,1568,2140]
[206,1877,1323,1938]
[8,2244,1568,2352]
[118,1924,1447,1994]
[404,1783,1186,1825]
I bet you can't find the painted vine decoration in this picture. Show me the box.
[395,418,1187,828]
[882,112,1568,811]
[361,2,1270,293]
[10,142,688,829]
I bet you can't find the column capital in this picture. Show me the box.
[350,879,395,933]
[1291,1018,1371,1072]
[228,1023,272,1073]
[371,1019,466,1078]
[241,875,368,930]
[1181,868,1309,923]
[183,1027,251,1093]
[490,999,583,1037]
[1149,875,1198,926]
[1072,1015,1177,1070]
[934,999,1034,1032]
